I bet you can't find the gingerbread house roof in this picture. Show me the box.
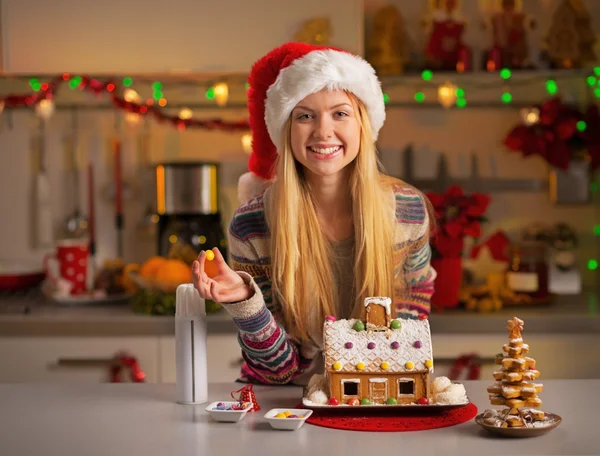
[323,317,434,374]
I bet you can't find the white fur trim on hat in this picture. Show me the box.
[237,171,270,204]
[264,49,386,152]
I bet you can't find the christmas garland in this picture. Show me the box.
[0,74,250,132]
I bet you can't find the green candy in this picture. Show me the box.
[360,398,371,405]
[390,319,401,330]
[386,398,398,405]
[353,320,365,332]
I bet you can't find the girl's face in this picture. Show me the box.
[289,90,361,181]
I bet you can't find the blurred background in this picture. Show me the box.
[0,0,598,385]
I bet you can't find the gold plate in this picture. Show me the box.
[475,412,562,438]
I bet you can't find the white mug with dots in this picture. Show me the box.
[44,238,90,295]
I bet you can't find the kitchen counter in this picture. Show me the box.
[0,291,598,336]
[0,380,595,456]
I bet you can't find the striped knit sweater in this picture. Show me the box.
[222,185,436,385]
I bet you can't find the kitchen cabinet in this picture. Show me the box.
[0,337,160,383]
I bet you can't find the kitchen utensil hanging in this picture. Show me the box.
[136,119,156,237]
[31,117,53,249]
[63,109,87,239]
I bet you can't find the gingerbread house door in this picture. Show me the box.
[369,378,388,404]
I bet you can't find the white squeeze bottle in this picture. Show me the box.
[175,284,208,404]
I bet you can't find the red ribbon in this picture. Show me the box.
[109,352,146,383]
[448,353,481,381]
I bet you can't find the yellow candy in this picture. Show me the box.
[283,411,292,417]
[333,361,342,371]
[356,362,365,371]
[405,361,414,370]
[275,413,287,418]
[381,362,390,370]
[205,250,215,261]
[425,359,433,368]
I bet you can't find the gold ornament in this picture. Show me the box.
[294,17,331,45]
[366,5,410,75]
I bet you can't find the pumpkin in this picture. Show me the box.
[139,256,167,278]
[155,259,193,289]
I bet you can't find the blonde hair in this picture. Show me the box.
[267,93,402,342]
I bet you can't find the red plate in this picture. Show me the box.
[0,260,45,291]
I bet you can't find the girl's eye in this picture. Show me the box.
[335,111,349,117]
[296,113,312,120]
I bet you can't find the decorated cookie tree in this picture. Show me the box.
[485,317,545,427]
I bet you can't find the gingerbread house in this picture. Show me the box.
[323,297,434,405]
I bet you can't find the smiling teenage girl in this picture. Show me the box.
[193,43,436,385]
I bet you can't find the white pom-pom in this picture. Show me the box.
[435,383,467,405]
[308,390,329,405]
[237,171,270,204]
[432,376,452,394]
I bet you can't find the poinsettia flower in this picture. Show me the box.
[465,194,490,217]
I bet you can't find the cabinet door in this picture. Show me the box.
[431,334,600,380]
[0,337,159,383]
[160,334,242,384]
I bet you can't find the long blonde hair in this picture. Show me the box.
[267,93,400,342]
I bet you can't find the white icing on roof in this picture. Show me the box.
[324,318,433,374]
[364,296,392,315]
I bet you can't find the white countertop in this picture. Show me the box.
[0,380,595,456]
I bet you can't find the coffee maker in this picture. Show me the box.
[155,162,227,263]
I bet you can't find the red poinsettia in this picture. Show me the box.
[426,185,491,258]
[504,97,600,171]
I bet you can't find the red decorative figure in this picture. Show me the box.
[424,0,470,71]
[231,384,261,412]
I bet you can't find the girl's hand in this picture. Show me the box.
[192,247,254,303]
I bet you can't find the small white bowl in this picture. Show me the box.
[205,401,253,423]
[264,408,313,430]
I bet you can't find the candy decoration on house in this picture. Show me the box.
[0,75,250,132]
[231,384,260,412]
[366,5,411,76]
[425,185,491,309]
[543,0,596,69]
[504,97,600,172]
[483,0,535,70]
[423,0,471,72]
[482,317,550,428]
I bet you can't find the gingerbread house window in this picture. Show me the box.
[341,379,360,397]
[398,378,415,396]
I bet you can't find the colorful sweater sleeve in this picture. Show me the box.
[222,204,312,384]
[394,189,437,315]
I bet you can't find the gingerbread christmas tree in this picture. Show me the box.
[485,317,545,427]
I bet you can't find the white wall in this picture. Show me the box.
[1,0,363,73]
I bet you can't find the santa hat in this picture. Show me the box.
[238,42,386,203]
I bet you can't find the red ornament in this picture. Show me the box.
[231,384,260,412]
[328,397,339,406]
[347,397,360,406]
[418,314,428,320]
[417,397,430,405]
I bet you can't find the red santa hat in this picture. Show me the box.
[238,42,386,203]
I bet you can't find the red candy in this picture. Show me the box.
[347,398,360,406]
[418,314,428,320]
[417,397,430,405]
[328,397,339,406]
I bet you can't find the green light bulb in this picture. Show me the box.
[577,121,587,132]
[588,259,598,271]
[152,82,163,91]
[456,98,467,108]
[123,77,133,87]
[455,88,465,98]
[414,92,425,103]
[383,93,389,104]
[206,88,215,99]
[501,92,512,103]
[421,70,433,81]
[500,68,511,80]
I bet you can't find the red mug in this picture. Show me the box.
[44,239,90,295]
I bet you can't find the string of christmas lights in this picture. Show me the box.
[0,74,250,132]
